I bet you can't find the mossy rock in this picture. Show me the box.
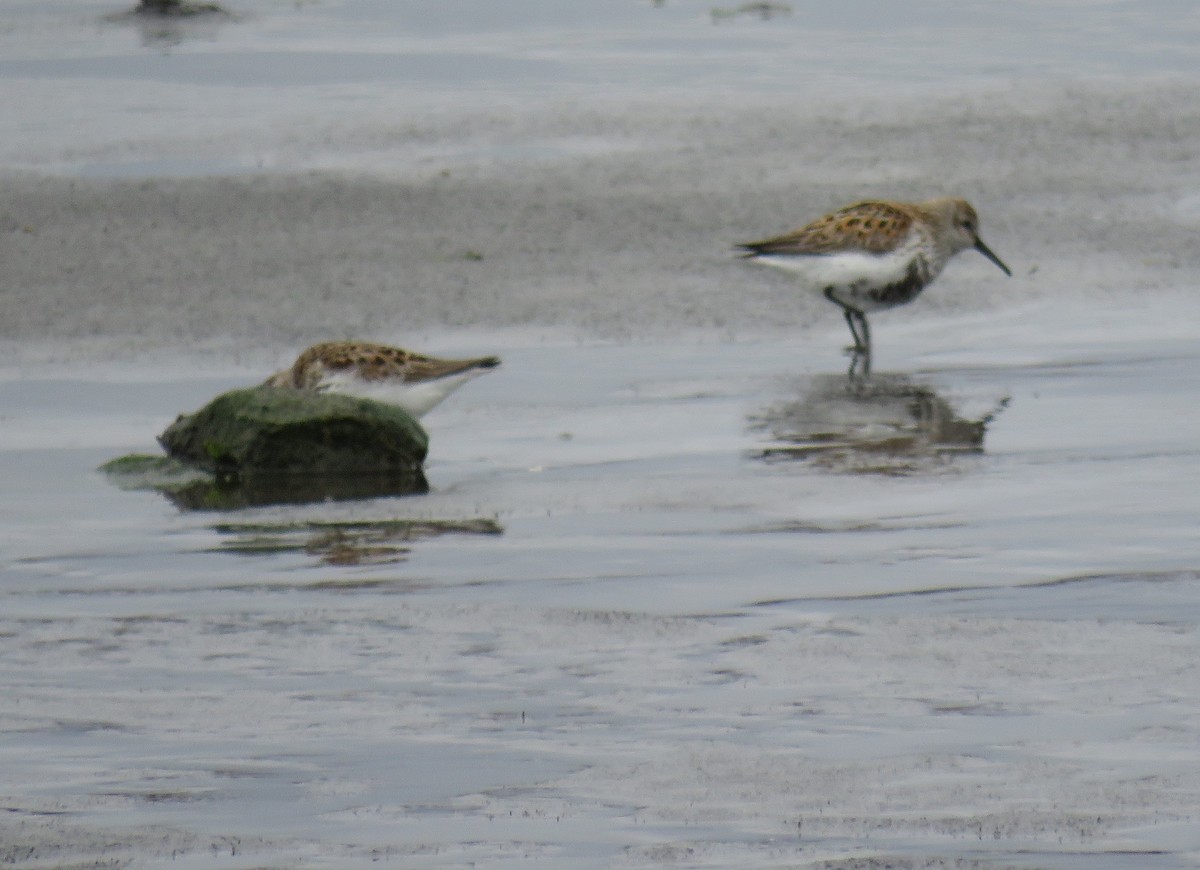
[100,453,214,491]
[159,385,429,477]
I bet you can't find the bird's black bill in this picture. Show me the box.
[974,238,1012,276]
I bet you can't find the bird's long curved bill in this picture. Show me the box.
[974,238,1012,276]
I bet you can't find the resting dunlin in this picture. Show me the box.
[264,341,500,418]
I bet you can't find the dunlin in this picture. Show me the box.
[738,198,1011,355]
[264,340,500,418]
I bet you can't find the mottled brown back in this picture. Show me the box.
[738,200,917,257]
[281,341,499,387]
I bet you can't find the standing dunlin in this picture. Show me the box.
[738,198,1011,356]
[264,340,500,418]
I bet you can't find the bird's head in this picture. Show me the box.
[923,198,1012,276]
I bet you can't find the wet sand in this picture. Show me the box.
[4,80,1200,359]
[3,11,1200,869]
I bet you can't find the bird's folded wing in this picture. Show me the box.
[738,201,915,256]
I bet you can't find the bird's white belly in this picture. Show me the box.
[319,370,485,418]
[753,243,931,312]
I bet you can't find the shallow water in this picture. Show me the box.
[3,1,1200,867]
[4,315,1200,866]
[5,0,1200,175]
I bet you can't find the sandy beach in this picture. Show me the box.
[2,2,1200,868]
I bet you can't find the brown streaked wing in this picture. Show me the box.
[402,353,502,384]
[346,344,417,382]
[284,341,500,386]
[739,201,915,256]
[291,341,411,386]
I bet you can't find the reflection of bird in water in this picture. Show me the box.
[264,340,501,418]
[134,0,230,15]
[750,373,1009,475]
[107,0,235,48]
[738,198,1011,363]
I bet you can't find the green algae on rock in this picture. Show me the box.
[99,453,214,490]
[158,385,428,477]
[98,386,431,508]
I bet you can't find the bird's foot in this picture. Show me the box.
[845,345,872,381]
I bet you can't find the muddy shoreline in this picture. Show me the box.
[4,81,1199,363]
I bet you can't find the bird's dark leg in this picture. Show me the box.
[847,317,871,381]
[855,311,872,356]
[847,346,871,381]
[841,306,872,382]
[842,308,864,351]
[825,288,869,354]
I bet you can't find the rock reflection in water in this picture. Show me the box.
[101,455,430,511]
[750,373,1009,475]
[212,517,504,568]
[164,470,430,511]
